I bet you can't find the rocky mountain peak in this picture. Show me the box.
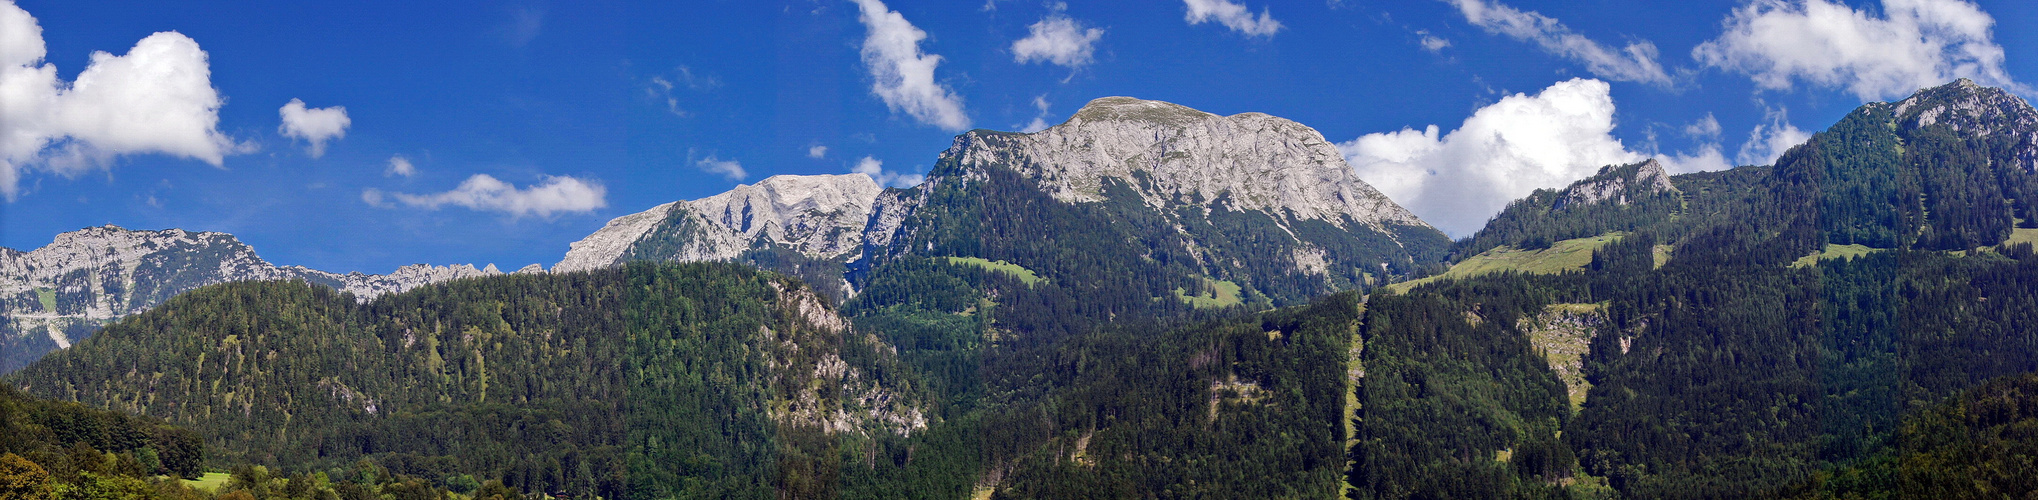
[940,96,1429,231]
[1892,79,2038,171]
[690,173,882,254]
[1556,159,1679,209]
[1067,96,1219,126]
[554,173,885,273]
[4,225,515,369]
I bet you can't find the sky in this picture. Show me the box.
[1,0,2033,273]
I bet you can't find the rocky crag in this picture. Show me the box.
[571,97,1449,306]
[0,225,527,372]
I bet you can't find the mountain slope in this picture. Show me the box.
[555,173,883,273]
[864,97,1447,307]
[554,98,1446,311]
[4,262,924,498]
[1348,79,2038,499]
[0,226,524,373]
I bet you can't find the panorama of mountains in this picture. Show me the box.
[6,80,2038,499]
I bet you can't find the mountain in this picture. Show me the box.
[555,173,883,272]
[0,225,528,373]
[1347,79,2038,499]
[559,97,1447,310]
[14,82,2038,499]
[862,97,1446,301]
[4,262,925,498]
[1451,158,1683,259]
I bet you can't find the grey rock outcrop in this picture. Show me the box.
[554,174,883,272]
[1554,159,1678,210]
[1892,78,2038,172]
[1,225,515,371]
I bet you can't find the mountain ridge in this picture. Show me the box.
[0,224,530,372]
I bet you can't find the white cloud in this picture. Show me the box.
[1684,113,1722,139]
[385,155,416,177]
[279,98,350,158]
[0,0,239,200]
[1019,95,1054,133]
[850,0,971,131]
[852,156,924,188]
[1013,14,1104,68]
[1693,0,2024,100]
[1737,107,1813,166]
[1661,143,1733,174]
[383,174,606,217]
[807,145,828,159]
[1416,30,1452,53]
[1339,78,1649,237]
[1442,0,1673,86]
[1654,113,1732,173]
[695,155,747,180]
[361,188,388,207]
[1183,0,1282,37]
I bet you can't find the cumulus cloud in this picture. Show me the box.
[695,155,747,181]
[278,99,350,158]
[1339,78,1649,236]
[385,155,416,177]
[380,174,606,217]
[1013,13,1104,68]
[807,145,828,159]
[851,0,971,131]
[1183,0,1282,37]
[852,156,924,188]
[1442,0,1673,86]
[1694,0,2023,100]
[0,0,240,200]
[1737,107,1813,166]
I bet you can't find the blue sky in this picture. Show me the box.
[3,0,2033,273]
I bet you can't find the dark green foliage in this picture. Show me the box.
[0,385,202,480]
[1809,372,2038,499]
[987,293,1360,499]
[5,262,914,499]
[1349,274,1577,500]
[8,272,628,497]
[1352,81,2038,499]
[1455,162,1684,260]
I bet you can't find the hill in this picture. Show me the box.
[1347,79,2038,498]
[6,262,924,498]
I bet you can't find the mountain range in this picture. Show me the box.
[6,80,2038,499]
[0,226,543,372]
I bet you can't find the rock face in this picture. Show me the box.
[1892,78,2038,172]
[868,97,1434,254]
[948,97,1426,228]
[864,97,1450,304]
[554,174,883,272]
[561,97,1449,305]
[0,225,513,372]
[1555,159,1679,210]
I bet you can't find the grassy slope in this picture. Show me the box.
[1174,278,1243,309]
[182,472,231,492]
[944,256,1043,285]
[1387,233,1624,293]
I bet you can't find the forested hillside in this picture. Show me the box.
[1347,79,2038,499]
[10,81,2038,500]
[6,262,924,499]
